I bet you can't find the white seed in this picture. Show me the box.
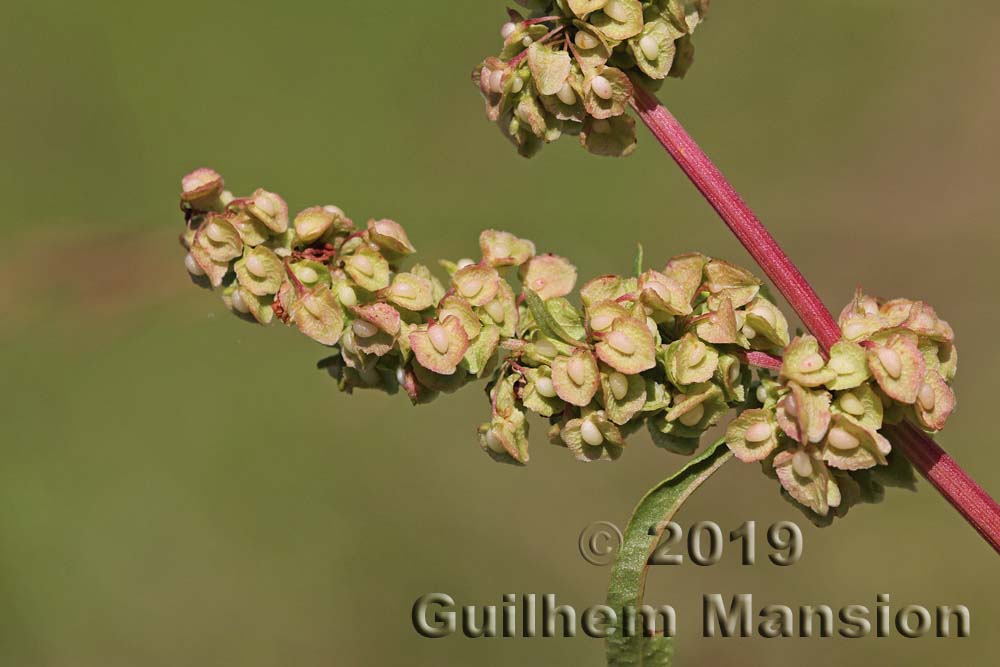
[592,119,612,134]
[536,376,557,398]
[338,285,358,307]
[604,0,630,22]
[581,420,604,447]
[609,372,629,401]
[746,422,772,444]
[742,324,758,340]
[784,395,798,418]
[396,366,407,386]
[298,266,320,284]
[485,299,506,324]
[607,331,636,355]
[808,420,829,444]
[876,347,903,380]
[352,319,379,339]
[829,355,855,375]
[521,36,533,47]
[253,193,279,218]
[511,76,524,93]
[486,428,506,454]
[185,253,205,277]
[749,306,776,327]
[341,330,357,354]
[231,289,250,314]
[500,22,517,40]
[679,403,705,427]
[864,301,879,316]
[456,258,476,270]
[303,295,325,318]
[352,255,374,277]
[489,70,505,94]
[688,341,707,367]
[639,35,660,61]
[206,221,228,243]
[728,361,742,385]
[574,30,600,50]
[459,277,484,298]
[591,313,615,332]
[918,382,937,412]
[246,254,267,278]
[827,481,843,508]
[556,82,577,106]
[568,356,588,386]
[535,339,557,358]
[429,325,451,355]
[842,320,867,341]
[591,75,613,100]
[828,427,860,451]
[792,451,814,478]
[839,392,865,416]
[800,353,826,373]
[756,385,769,404]
[393,280,417,300]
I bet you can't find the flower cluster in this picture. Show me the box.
[473,0,710,157]
[177,168,957,520]
[727,294,958,520]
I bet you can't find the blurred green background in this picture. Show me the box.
[2,1,997,665]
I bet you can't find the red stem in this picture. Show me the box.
[630,84,1000,554]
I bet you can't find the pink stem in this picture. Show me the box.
[630,84,1000,554]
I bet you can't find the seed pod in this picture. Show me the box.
[180,168,224,210]
[780,335,837,389]
[289,286,345,346]
[385,272,434,312]
[773,448,833,516]
[410,316,470,376]
[600,369,646,425]
[234,246,284,296]
[595,317,656,374]
[452,264,502,307]
[551,349,600,407]
[344,247,390,292]
[821,414,890,471]
[704,259,761,310]
[866,332,925,404]
[725,409,779,463]
[582,67,633,120]
[368,219,416,257]
[479,229,535,268]
[590,0,644,40]
[664,333,718,386]
[247,189,289,234]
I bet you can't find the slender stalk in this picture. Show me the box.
[631,84,1000,554]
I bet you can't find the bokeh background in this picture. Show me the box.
[2,1,998,665]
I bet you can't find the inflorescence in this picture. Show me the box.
[177,168,957,521]
[473,0,710,157]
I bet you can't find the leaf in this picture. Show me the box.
[606,439,732,666]
[523,288,587,348]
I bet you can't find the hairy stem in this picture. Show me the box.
[631,84,1000,554]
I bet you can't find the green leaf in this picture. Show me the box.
[606,439,732,666]
[524,288,587,348]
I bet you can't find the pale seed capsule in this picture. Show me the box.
[352,320,379,339]
[679,403,705,427]
[792,451,814,478]
[828,427,860,451]
[206,221,228,243]
[568,356,587,386]
[829,356,855,375]
[246,254,267,278]
[639,35,659,61]
[756,385,769,404]
[575,31,600,50]
[591,75,613,100]
[486,428,506,454]
[607,331,636,355]
[609,372,629,401]
[784,395,799,418]
[590,314,614,332]
[842,320,867,341]
[459,277,484,298]
[393,281,416,300]
[231,289,250,314]
[648,281,672,304]
[521,36,533,47]
[429,324,451,355]
[352,255,374,277]
[746,422,772,444]
[839,391,865,417]
[742,324,758,340]
[511,76,524,93]
[298,266,320,284]
[185,253,205,277]
[876,347,903,379]
[492,243,510,260]
[809,421,829,445]
[827,482,843,508]
[303,295,325,318]
[604,0,630,22]
[750,306,776,327]
[688,341,708,367]
[556,82,577,106]
[500,22,517,40]
[728,361,742,385]
[395,366,407,386]
[581,420,604,447]
[800,353,825,373]
[918,382,937,411]
[489,70,505,94]
[338,285,358,307]
[485,299,506,324]
[536,376,557,398]
[535,339,557,358]
[456,258,476,269]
